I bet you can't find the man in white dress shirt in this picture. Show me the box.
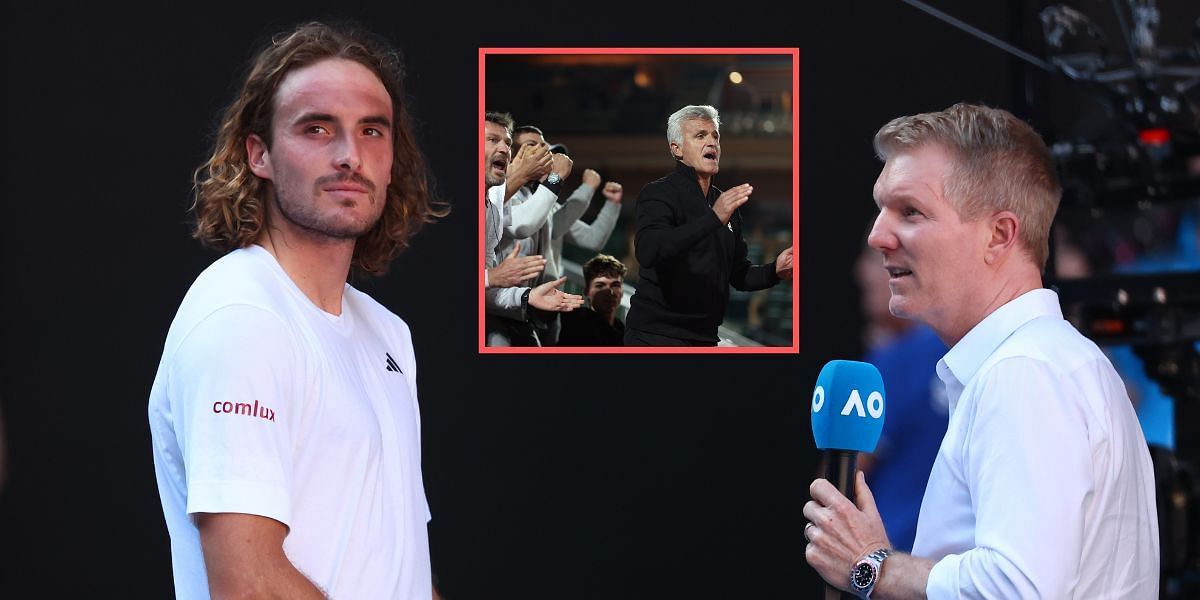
[803,103,1159,599]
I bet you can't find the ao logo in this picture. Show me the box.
[811,386,883,419]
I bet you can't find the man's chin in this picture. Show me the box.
[319,215,378,240]
[887,297,919,321]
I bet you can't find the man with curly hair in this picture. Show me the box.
[147,22,445,599]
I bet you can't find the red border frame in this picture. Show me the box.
[479,47,800,354]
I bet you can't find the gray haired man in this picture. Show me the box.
[625,104,793,346]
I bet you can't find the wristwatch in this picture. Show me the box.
[520,287,531,314]
[849,548,890,598]
[546,171,562,185]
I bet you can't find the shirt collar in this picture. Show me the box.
[486,183,505,208]
[938,287,1063,390]
[674,159,698,179]
[673,160,717,201]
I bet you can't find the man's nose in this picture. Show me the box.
[867,212,897,252]
[333,134,363,171]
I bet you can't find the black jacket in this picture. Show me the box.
[626,161,779,342]
[557,307,625,347]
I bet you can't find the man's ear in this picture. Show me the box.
[984,210,1021,265]
[246,133,273,180]
[669,142,682,160]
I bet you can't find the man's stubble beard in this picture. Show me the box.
[271,178,382,241]
[484,151,505,187]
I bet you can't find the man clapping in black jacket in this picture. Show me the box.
[625,105,793,346]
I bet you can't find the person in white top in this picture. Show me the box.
[803,103,1159,599]
[507,125,626,280]
[481,112,585,346]
[496,124,626,345]
[148,22,448,599]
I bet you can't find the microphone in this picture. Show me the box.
[810,360,886,599]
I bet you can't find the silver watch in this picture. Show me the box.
[546,172,562,185]
[849,548,890,598]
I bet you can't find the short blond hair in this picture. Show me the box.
[874,103,1061,269]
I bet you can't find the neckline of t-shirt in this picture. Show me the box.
[245,244,355,335]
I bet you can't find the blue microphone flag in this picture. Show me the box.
[811,360,886,452]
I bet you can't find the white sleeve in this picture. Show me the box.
[505,186,558,239]
[926,358,1091,599]
[566,199,620,251]
[394,320,431,524]
[166,304,299,528]
[550,183,594,240]
[485,285,526,320]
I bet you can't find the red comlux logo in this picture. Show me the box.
[212,399,276,422]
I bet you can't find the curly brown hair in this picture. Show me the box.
[192,21,446,275]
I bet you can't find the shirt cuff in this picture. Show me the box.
[766,262,781,286]
[187,479,292,529]
[925,553,962,600]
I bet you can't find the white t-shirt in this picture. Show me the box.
[913,289,1158,599]
[148,245,431,599]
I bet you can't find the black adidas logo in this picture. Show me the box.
[385,352,402,373]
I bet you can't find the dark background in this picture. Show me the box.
[3,1,1191,598]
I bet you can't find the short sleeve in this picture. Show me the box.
[165,304,300,528]
[395,321,431,524]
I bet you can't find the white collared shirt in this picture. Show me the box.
[487,183,506,253]
[913,289,1159,599]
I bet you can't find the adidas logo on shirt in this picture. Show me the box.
[385,352,402,373]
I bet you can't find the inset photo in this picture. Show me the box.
[480,48,798,353]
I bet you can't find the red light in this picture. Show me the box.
[1138,128,1170,145]
[1091,319,1127,335]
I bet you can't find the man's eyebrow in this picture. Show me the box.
[360,115,392,128]
[290,113,392,129]
[293,112,336,125]
[876,190,925,209]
